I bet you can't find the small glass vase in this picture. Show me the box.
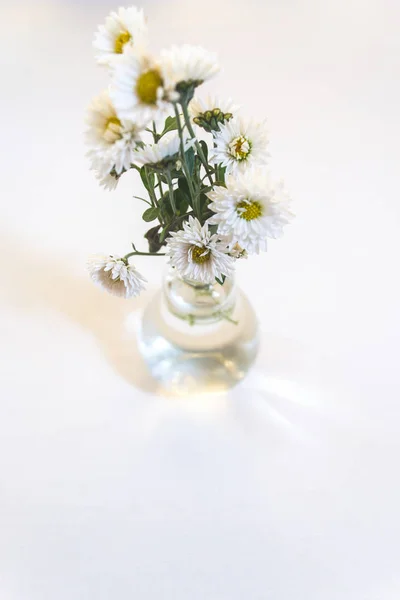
[138,269,259,395]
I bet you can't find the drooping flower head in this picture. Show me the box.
[133,132,195,170]
[207,169,293,254]
[189,96,238,132]
[87,254,147,298]
[166,216,235,284]
[110,48,169,124]
[96,169,120,191]
[85,89,145,175]
[160,45,219,102]
[87,148,121,191]
[212,117,269,175]
[93,6,148,65]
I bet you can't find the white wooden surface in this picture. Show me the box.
[1,0,399,598]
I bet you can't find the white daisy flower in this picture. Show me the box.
[133,132,195,168]
[96,170,120,191]
[160,45,219,99]
[87,254,147,298]
[93,6,148,65]
[87,148,120,191]
[189,95,239,131]
[85,90,144,175]
[166,216,235,284]
[207,169,293,254]
[229,242,248,259]
[110,48,168,124]
[211,117,269,175]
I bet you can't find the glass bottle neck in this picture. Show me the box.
[163,269,236,325]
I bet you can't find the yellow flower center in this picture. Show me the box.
[114,31,131,54]
[191,246,211,264]
[228,135,251,161]
[104,116,122,142]
[106,116,121,129]
[136,70,163,105]
[237,200,262,221]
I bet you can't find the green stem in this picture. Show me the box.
[144,167,155,205]
[219,311,239,325]
[156,174,164,201]
[173,104,198,216]
[181,101,214,186]
[151,120,161,143]
[133,195,152,206]
[144,166,160,209]
[165,171,177,215]
[144,167,166,227]
[124,250,166,259]
[149,123,165,201]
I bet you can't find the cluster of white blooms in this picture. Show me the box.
[86,6,219,189]
[87,5,293,298]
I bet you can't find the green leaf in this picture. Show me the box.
[185,147,195,175]
[168,168,182,180]
[144,225,162,253]
[199,140,209,163]
[178,177,192,206]
[159,170,186,183]
[140,166,155,192]
[199,192,210,214]
[161,116,178,136]
[142,207,159,222]
[159,193,174,221]
[215,275,226,286]
[140,167,149,190]
[159,225,170,243]
[174,188,189,216]
[201,186,212,194]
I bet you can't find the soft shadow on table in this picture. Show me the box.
[0,233,159,393]
[0,234,355,433]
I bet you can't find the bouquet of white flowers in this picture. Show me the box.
[86,6,292,299]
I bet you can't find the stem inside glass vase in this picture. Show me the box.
[138,268,259,395]
[163,269,237,325]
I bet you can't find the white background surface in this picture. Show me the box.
[1,0,400,598]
